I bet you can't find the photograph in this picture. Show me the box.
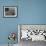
[18,24,46,46]
[3,6,17,17]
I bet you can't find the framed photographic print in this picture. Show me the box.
[3,6,17,18]
[18,24,46,42]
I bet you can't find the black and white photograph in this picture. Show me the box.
[18,25,46,46]
[3,6,17,17]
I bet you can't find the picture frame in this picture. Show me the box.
[18,24,46,42]
[3,6,17,18]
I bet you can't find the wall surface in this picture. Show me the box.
[0,0,46,45]
[18,0,46,24]
[0,0,18,44]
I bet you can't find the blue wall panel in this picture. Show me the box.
[0,0,46,44]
